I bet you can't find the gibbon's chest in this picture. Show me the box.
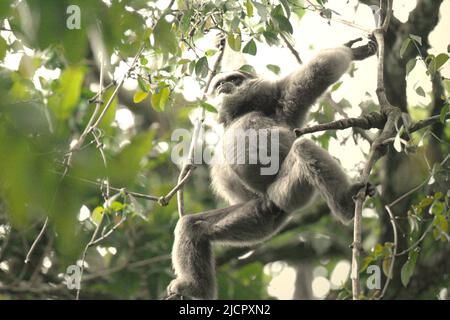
[211,112,295,193]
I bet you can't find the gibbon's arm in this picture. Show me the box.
[276,38,377,126]
[277,46,353,126]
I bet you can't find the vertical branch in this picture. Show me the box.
[351,0,395,300]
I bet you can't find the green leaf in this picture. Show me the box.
[431,201,445,215]
[110,201,125,212]
[415,86,426,97]
[140,56,148,65]
[401,249,419,287]
[418,197,433,208]
[263,31,279,46]
[440,103,449,123]
[266,64,281,75]
[360,256,374,272]
[434,214,449,233]
[245,0,254,17]
[331,81,342,92]
[239,64,256,74]
[434,192,444,200]
[400,38,411,58]
[201,102,218,113]
[272,14,293,34]
[409,34,422,46]
[154,18,178,55]
[243,39,257,55]
[195,56,209,78]
[97,88,118,130]
[48,66,85,120]
[279,0,291,18]
[0,36,7,61]
[227,33,242,52]
[434,53,450,70]
[180,9,194,34]
[382,257,393,279]
[373,243,384,257]
[205,49,217,57]
[151,86,170,112]
[177,59,192,65]
[406,58,416,76]
[133,91,149,104]
[253,1,268,21]
[91,207,104,226]
[177,58,192,65]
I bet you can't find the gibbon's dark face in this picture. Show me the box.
[209,71,255,97]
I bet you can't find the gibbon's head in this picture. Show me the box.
[208,71,256,97]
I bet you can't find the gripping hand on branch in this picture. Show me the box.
[345,35,378,61]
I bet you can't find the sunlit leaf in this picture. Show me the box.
[227,33,242,52]
[133,91,149,104]
[434,53,449,70]
[151,86,170,112]
[91,206,104,226]
[48,66,85,120]
[0,36,7,61]
[245,0,254,17]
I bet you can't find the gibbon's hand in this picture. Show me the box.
[345,35,378,61]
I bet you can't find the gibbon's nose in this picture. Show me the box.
[217,82,233,95]
[217,84,226,94]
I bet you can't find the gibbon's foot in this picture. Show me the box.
[338,182,376,223]
[165,293,187,300]
[349,182,376,199]
[167,279,211,300]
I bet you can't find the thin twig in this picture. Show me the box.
[88,216,126,247]
[75,213,104,300]
[378,205,398,299]
[395,221,433,257]
[280,33,303,64]
[50,172,160,202]
[24,217,48,264]
[169,37,226,217]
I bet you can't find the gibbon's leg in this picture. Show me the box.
[168,198,288,300]
[268,139,356,224]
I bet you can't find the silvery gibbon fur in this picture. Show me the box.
[167,38,377,300]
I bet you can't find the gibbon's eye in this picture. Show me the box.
[230,77,243,86]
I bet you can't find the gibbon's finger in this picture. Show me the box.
[344,37,363,48]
